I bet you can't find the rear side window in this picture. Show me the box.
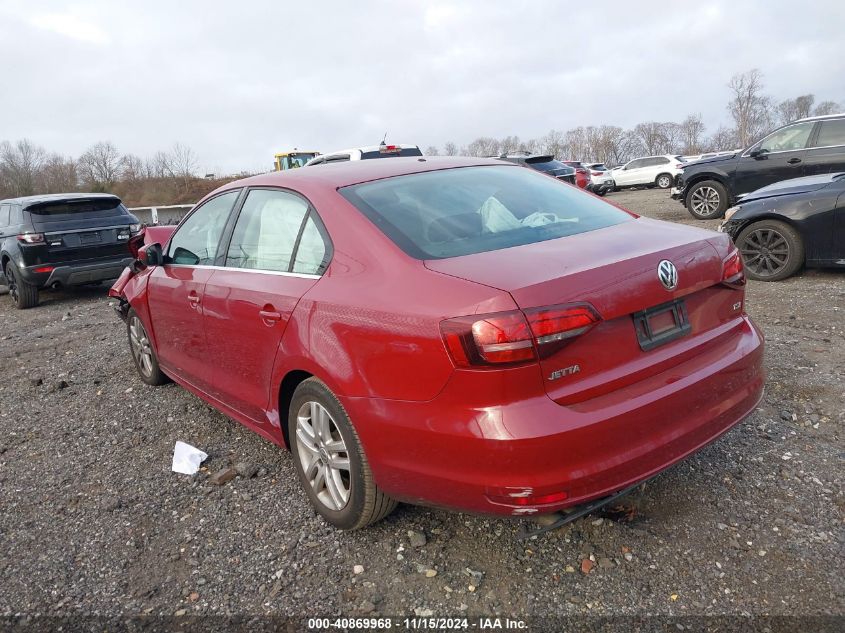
[340,165,631,260]
[225,189,309,272]
[168,190,239,265]
[0,204,9,227]
[815,119,845,147]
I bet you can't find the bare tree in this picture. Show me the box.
[78,141,121,189]
[442,141,458,156]
[424,145,439,156]
[813,100,842,116]
[146,151,173,179]
[0,139,47,197]
[633,122,673,155]
[679,114,707,155]
[465,137,500,157]
[119,154,145,181]
[706,126,739,152]
[169,143,198,181]
[36,154,78,193]
[776,94,815,125]
[498,135,523,155]
[727,69,773,148]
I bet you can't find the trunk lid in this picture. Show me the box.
[28,197,136,263]
[426,217,743,404]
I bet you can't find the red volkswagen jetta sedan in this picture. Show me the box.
[110,157,764,530]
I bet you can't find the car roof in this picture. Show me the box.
[794,112,845,123]
[0,192,121,208]
[214,157,514,194]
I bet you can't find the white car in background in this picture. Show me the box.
[584,163,615,189]
[305,142,422,166]
[611,154,686,189]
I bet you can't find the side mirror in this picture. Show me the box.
[749,148,766,159]
[138,242,163,267]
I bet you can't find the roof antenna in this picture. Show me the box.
[380,132,388,146]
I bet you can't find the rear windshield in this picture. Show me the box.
[339,165,632,259]
[360,147,423,159]
[26,199,127,223]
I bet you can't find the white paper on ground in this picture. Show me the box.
[171,441,208,475]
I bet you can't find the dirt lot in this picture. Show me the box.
[0,188,842,625]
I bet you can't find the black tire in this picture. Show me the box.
[4,261,39,309]
[126,308,169,385]
[686,180,729,219]
[736,220,804,282]
[289,377,397,530]
[655,173,674,189]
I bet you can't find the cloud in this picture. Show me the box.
[29,12,108,45]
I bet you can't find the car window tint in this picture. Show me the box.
[628,159,644,169]
[757,122,814,153]
[656,157,670,165]
[226,189,308,272]
[815,119,845,147]
[340,165,631,260]
[0,204,9,227]
[292,215,329,275]
[168,190,239,265]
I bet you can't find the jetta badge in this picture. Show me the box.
[657,260,678,290]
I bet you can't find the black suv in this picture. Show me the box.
[497,153,577,184]
[0,193,140,308]
[673,113,845,219]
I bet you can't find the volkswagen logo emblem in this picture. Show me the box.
[657,260,678,290]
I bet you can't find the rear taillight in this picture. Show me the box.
[524,303,600,357]
[591,170,602,176]
[441,311,534,367]
[440,303,601,368]
[675,164,684,169]
[17,233,45,244]
[722,250,746,288]
[33,266,54,274]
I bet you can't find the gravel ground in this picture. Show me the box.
[0,188,842,625]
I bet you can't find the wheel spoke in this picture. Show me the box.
[328,456,350,471]
[325,469,346,509]
[295,428,320,455]
[324,439,346,452]
[312,463,326,493]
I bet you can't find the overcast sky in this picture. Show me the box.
[1,0,843,174]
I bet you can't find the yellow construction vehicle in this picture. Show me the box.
[273,150,320,171]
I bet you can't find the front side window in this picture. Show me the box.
[168,190,239,265]
[754,122,814,154]
[226,189,323,273]
[340,165,632,260]
[814,119,845,148]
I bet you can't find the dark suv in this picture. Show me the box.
[497,153,577,184]
[0,193,140,308]
[673,113,845,219]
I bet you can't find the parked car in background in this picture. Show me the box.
[305,142,422,165]
[584,162,616,193]
[559,160,592,190]
[611,155,685,190]
[497,152,576,184]
[0,193,139,308]
[674,113,845,219]
[110,157,763,531]
[719,172,845,281]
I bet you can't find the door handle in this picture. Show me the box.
[187,291,201,307]
[787,157,802,164]
[259,309,282,323]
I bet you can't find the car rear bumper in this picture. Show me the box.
[19,257,133,287]
[342,315,764,516]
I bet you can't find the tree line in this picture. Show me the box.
[424,69,841,165]
[2,68,840,205]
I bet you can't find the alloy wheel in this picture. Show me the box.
[295,401,351,511]
[128,315,154,377]
[740,228,790,278]
[6,264,18,303]
[690,186,720,216]
[658,175,672,188]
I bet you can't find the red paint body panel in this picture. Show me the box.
[109,157,765,517]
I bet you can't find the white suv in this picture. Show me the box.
[306,143,422,166]
[611,155,685,189]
